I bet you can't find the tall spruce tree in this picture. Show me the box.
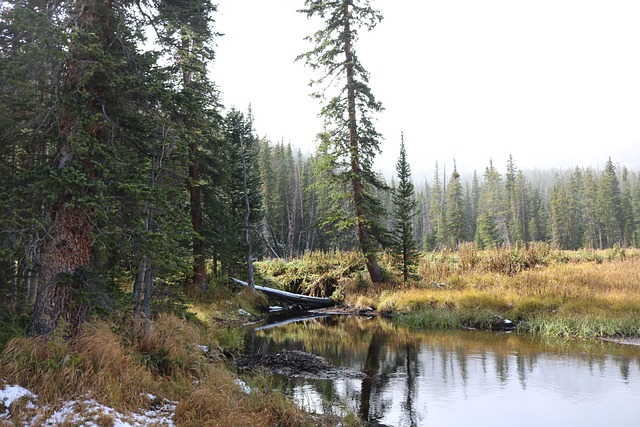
[550,178,572,249]
[445,161,465,248]
[390,135,419,283]
[620,167,635,246]
[598,158,623,247]
[581,168,601,248]
[218,109,262,277]
[154,0,220,291]
[428,162,445,250]
[298,0,386,283]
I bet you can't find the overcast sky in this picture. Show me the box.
[212,0,640,180]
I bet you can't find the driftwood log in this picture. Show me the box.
[231,277,338,309]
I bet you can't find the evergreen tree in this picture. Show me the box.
[154,0,221,291]
[528,188,548,242]
[567,168,584,249]
[512,171,530,244]
[428,162,445,250]
[390,135,419,283]
[581,168,601,248]
[620,167,635,246]
[26,0,129,335]
[298,0,386,282]
[505,155,517,242]
[550,178,572,248]
[217,109,262,277]
[475,160,505,248]
[467,171,480,241]
[445,161,465,248]
[598,158,623,247]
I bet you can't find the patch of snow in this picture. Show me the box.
[0,384,38,418]
[40,398,177,427]
[0,384,37,406]
[0,384,176,427]
[234,379,251,394]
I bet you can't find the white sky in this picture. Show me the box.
[212,0,640,180]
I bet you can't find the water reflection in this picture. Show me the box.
[246,316,640,427]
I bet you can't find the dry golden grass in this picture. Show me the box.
[0,312,347,426]
[174,368,313,427]
[0,322,154,409]
[372,253,640,337]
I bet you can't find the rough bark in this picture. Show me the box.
[30,205,93,336]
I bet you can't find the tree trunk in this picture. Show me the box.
[142,264,153,338]
[343,0,383,283]
[183,30,208,292]
[189,148,207,291]
[30,204,93,336]
[241,134,255,291]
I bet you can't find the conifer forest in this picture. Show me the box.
[1,0,640,335]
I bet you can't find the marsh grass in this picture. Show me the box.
[372,248,640,338]
[252,246,640,339]
[255,247,640,339]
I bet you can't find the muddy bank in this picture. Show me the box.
[237,349,365,380]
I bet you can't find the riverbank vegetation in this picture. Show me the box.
[0,300,349,426]
[256,245,640,339]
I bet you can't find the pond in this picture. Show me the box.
[245,315,640,427]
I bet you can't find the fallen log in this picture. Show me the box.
[230,277,338,309]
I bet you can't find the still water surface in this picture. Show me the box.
[246,315,640,427]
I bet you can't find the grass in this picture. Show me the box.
[0,305,357,426]
[372,247,640,338]
[256,245,640,339]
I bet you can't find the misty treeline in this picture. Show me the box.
[1,1,638,336]
[254,148,640,255]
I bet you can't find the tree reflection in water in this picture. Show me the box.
[247,316,640,427]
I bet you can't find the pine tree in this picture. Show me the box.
[445,161,465,248]
[475,160,505,248]
[390,135,419,283]
[218,109,262,277]
[154,0,221,291]
[567,168,584,249]
[298,0,386,282]
[551,178,572,249]
[598,158,623,247]
[428,162,445,250]
[528,188,548,242]
[581,168,601,248]
[512,171,530,244]
[467,171,480,241]
[620,167,635,246]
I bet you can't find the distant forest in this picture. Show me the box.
[254,144,638,255]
